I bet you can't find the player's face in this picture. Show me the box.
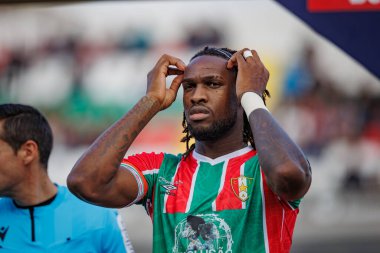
[182,55,239,141]
[0,121,24,197]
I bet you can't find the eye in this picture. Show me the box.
[207,81,221,88]
[182,82,195,91]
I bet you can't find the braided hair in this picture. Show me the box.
[181,46,270,158]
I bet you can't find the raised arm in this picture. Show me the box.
[67,55,186,208]
[227,49,311,201]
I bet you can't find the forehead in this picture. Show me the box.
[184,55,232,79]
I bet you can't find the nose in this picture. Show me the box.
[190,84,208,104]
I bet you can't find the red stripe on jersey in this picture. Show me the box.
[124,152,164,174]
[214,150,256,211]
[262,171,299,253]
[165,153,198,213]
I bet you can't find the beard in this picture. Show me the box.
[187,109,237,141]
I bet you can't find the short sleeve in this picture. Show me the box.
[121,152,164,215]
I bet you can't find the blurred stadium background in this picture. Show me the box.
[0,1,379,252]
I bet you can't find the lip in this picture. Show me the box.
[188,106,210,121]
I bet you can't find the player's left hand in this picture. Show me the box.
[226,48,269,101]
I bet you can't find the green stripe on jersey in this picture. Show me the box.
[189,161,224,213]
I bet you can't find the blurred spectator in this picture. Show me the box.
[277,41,380,192]
[185,22,224,48]
[363,96,380,144]
[119,28,152,52]
[282,42,317,99]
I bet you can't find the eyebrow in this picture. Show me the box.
[182,75,225,83]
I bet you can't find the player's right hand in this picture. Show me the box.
[146,54,186,110]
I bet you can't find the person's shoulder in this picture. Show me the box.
[126,151,182,159]
[164,152,183,160]
[59,185,118,228]
[60,185,117,215]
[0,197,15,220]
[0,197,12,209]
[124,151,183,168]
[161,152,184,167]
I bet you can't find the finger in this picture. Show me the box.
[157,54,186,70]
[252,50,260,60]
[169,58,186,71]
[168,66,184,76]
[250,50,262,65]
[167,74,183,100]
[169,74,183,92]
[227,52,239,69]
[159,56,186,79]
[153,55,185,79]
[243,49,255,63]
[227,48,250,69]
[236,52,247,66]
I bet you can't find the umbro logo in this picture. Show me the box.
[158,177,177,196]
[0,226,9,242]
[160,184,177,196]
[161,184,177,191]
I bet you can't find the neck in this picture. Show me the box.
[195,140,247,159]
[11,168,57,207]
[194,120,247,159]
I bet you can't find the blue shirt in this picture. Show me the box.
[0,185,133,253]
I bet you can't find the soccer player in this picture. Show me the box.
[0,104,134,252]
[68,47,312,252]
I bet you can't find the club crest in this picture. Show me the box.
[230,176,253,202]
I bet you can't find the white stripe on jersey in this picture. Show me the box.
[142,169,160,175]
[281,208,285,242]
[212,160,228,211]
[120,163,145,206]
[260,169,270,253]
[240,163,246,210]
[185,161,200,213]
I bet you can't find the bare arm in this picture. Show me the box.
[227,49,311,201]
[249,109,311,200]
[67,55,186,208]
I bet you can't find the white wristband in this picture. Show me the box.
[241,92,269,116]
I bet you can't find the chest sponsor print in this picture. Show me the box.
[173,214,233,253]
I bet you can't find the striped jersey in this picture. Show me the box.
[122,146,300,253]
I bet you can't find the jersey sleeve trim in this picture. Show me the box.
[120,162,148,207]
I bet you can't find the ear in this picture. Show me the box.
[18,140,39,166]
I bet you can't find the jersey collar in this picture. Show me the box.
[192,146,254,165]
